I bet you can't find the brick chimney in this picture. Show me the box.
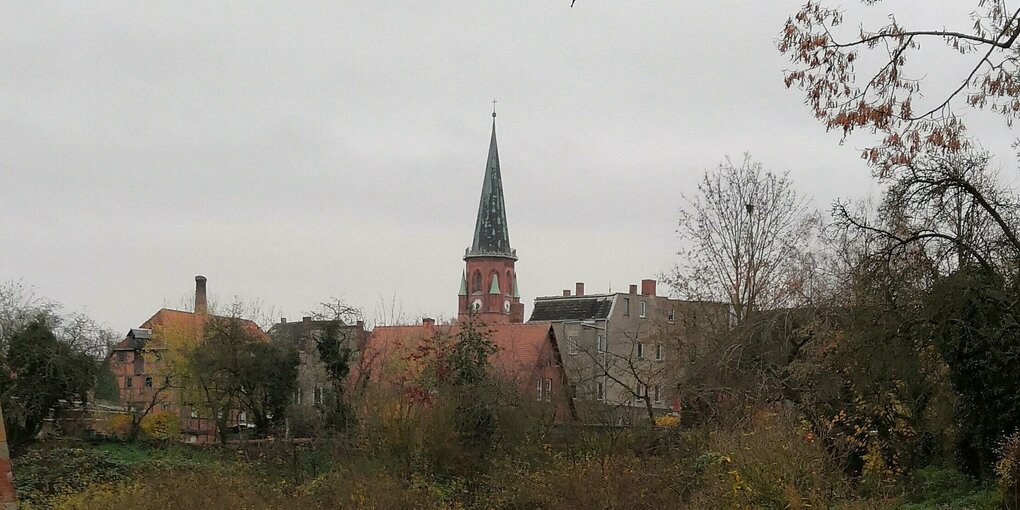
[641,279,657,296]
[194,275,208,314]
[562,289,571,297]
[280,317,287,324]
[422,317,435,333]
[629,284,638,295]
[509,303,525,323]
[575,282,585,296]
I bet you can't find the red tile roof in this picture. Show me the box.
[111,308,268,352]
[364,321,557,384]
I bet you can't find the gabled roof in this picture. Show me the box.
[467,117,513,259]
[112,328,153,351]
[364,321,556,382]
[130,328,151,340]
[529,295,614,322]
[109,308,267,353]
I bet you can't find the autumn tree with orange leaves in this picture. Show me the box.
[780,1,1020,174]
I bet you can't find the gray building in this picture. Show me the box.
[267,316,368,409]
[529,279,729,424]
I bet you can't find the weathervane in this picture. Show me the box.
[492,98,497,118]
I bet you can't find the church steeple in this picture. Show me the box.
[468,113,515,259]
[458,109,521,324]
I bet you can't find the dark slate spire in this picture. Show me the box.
[467,112,515,259]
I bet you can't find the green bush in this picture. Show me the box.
[899,466,1002,510]
[13,446,127,509]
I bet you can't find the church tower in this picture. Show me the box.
[458,111,522,323]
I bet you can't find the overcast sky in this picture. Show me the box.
[3,1,1016,331]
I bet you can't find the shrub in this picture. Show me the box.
[655,414,680,428]
[998,432,1020,510]
[140,412,180,443]
[95,414,133,438]
[12,446,127,509]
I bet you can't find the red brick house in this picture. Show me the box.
[106,276,268,442]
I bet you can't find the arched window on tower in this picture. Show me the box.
[506,271,513,296]
[472,270,482,294]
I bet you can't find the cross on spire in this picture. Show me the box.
[492,98,497,118]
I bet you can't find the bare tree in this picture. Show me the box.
[670,154,815,323]
[0,280,60,351]
[306,297,364,324]
[834,151,1020,277]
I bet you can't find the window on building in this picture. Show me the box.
[314,386,323,405]
[596,381,605,401]
[473,270,482,293]
[536,378,543,401]
[640,300,647,318]
[636,342,645,359]
[568,336,578,355]
[668,308,676,324]
[144,376,153,388]
[116,351,127,363]
[545,378,552,401]
[295,388,303,405]
[655,344,663,361]
[623,298,630,316]
[125,376,133,388]
[654,385,661,403]
[635,384,646,405]
[597,334,606,353]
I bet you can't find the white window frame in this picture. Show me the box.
[655,344,663,361]
[544,378,552,402]
[668,308,676,324]
[568,336,579,355]
[597,334,606,353]
[640,300,647,318]
[536,378,543,401]
[636,342,644,359]
[654,385,661,404]
[596,381,605,401]
[623,298,630,316]
[635,384,646,405]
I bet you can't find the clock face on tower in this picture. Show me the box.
[472,299,482,312]
[504,300,511,313]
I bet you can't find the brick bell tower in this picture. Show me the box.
[458,109,522,324]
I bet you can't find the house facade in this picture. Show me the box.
[529,280,729,424]
[267,316,369,409]
[106,276,268,442]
